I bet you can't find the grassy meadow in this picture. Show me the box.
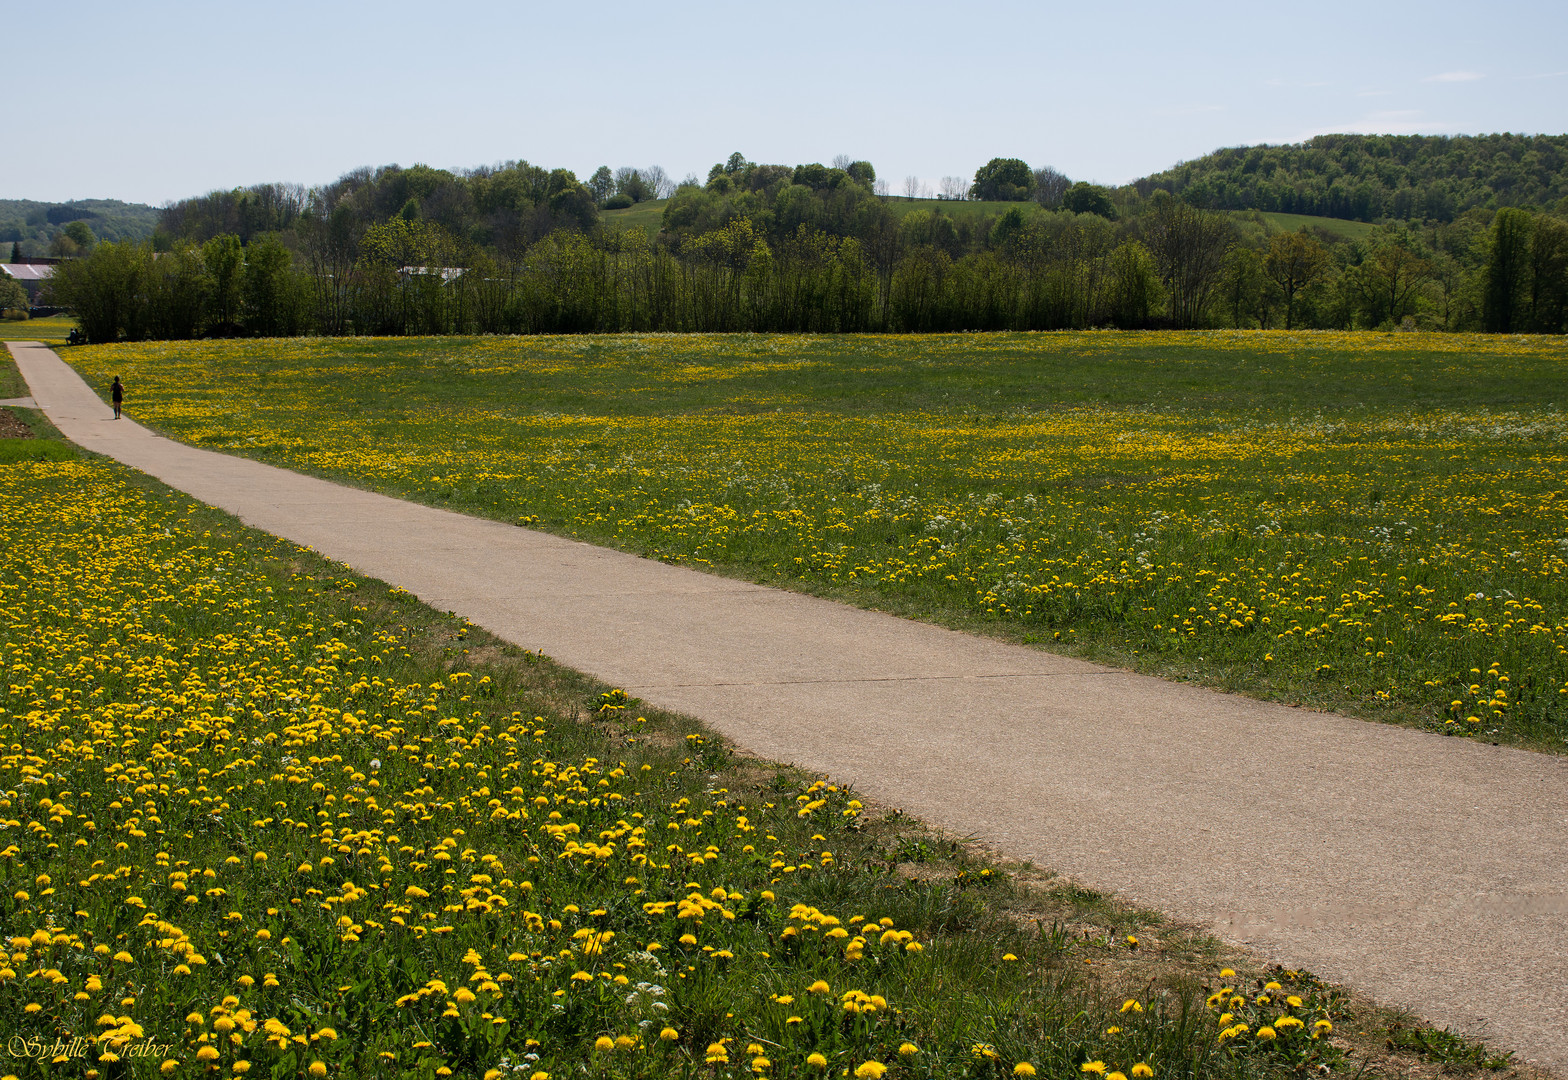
[598,201,669,237]
[0,449,1387,1080]
[67,331,1568,751]
[1251,214,1378,242]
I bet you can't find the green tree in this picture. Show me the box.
[970,159,1034,202]
[202,234,246,332]
[0,274,29,317]
[144,244,209,340]
[549,183,600,232]
[46,241,146,342]
[1060,182,1115,219]
[1482,208,1534,332]
[1220,245,1268,328]
[1105,240,1160,327]
[8,241,21,262]
[63,221,97,250]
[589,166,615,205]
[1349,231,1432,327]
[1264,230,1327,329]
[1526,214,1568,332]
[243,234,306,336]
[987,206,1033,252]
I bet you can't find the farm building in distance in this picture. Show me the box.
[2,258,57,302]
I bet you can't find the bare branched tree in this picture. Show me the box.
[874,178,890,198]
[1033,166,1070,209]
[939,176,966,200]
[642,166,674,199]
[1146,194,1235,328]
[903,175,921,200]
[831,154,853,171]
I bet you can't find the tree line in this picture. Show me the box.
[47,148,1568,341]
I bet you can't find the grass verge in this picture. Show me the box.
[0,350,78,464]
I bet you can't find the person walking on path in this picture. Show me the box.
[111,376,123,419]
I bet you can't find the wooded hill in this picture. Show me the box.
[1134,134,1568,223]
[0,198,160,257]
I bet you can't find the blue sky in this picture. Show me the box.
[6,0,1565,205]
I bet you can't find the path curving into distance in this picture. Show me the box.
[10,340,1568,1072]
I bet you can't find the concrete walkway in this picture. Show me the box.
[10,340,1568,1072]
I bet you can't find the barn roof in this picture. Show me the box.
[1,264,55,282]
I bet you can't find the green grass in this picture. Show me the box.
[0,313,78,343]
[1,453,1376,1080]
[65,331,1568,752]
[600,199,670,237]
[877,198,1022,222]
[0,431,76,464]
[0,348,23,398]
[1253,212,1381,242]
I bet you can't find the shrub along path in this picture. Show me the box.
[12,339,1568,1073]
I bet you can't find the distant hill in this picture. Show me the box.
[0,198,161,257]
[1131,133,1568,223]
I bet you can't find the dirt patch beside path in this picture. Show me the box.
[0,407,33,439]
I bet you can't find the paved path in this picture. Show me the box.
[11,340,1568,1072]
[0,395,37,408]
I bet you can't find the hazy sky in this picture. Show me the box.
[6,0,1566,205]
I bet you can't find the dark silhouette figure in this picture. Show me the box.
[111,376,123,420]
